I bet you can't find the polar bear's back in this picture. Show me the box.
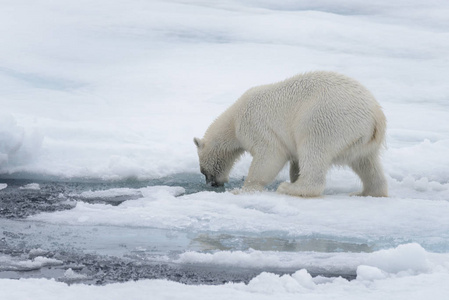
[233,71,385,155]
[237,71,377,116]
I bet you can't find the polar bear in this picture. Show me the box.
[194,71,388,197]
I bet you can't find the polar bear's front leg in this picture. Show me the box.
[242,153,287,192]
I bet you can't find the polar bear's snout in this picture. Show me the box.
[203,171,225,187]
[199,165,224,187]
[206,176,224,187]
[195,137,232,188]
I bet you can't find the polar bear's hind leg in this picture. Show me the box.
[277,143,331,197]
[350,154,388,197]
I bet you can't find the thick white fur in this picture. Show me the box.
[194,71,388,197]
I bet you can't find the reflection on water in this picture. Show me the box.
[191,233,373,253]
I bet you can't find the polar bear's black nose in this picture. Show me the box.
[205,175,223,187]
[210,181,224,187]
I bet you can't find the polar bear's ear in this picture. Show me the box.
[194,137,204,149]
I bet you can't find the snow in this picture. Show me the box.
[175,249,368,272]
[0,255,63,272]
[0,114,43,171]
[19,183,41,190]
[1,0,449,298]
[175,243,446,275]
[76,188,143,199]
[63,268,88,281]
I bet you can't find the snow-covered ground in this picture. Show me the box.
[1,0,449,299]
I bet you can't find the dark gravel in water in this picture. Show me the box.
[0,173,247,219]
[0,244,264,285]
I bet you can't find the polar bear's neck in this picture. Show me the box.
[204,110,239,150]
[204,108,244,161]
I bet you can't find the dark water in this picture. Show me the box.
[0,174,358,285]
[0,173,250,218]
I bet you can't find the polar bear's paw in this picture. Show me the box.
[276,182,293,195]
[350,189,388,197]
[277,182,321,198]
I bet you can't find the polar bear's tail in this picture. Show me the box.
[370,107,387,148]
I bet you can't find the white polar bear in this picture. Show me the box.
[194,71,388,197]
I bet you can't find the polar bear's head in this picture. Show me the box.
[194,137,229,187]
